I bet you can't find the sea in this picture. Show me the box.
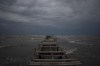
[0,35,100,66]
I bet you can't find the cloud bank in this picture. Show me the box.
[0,0,100,35]
[0,0,100,27]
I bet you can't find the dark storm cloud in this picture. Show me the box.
[0,0,100,27]
[0,0,100,35]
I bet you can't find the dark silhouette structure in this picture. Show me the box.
[29,36,81,66]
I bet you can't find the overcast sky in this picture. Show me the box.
[0,0,100,35]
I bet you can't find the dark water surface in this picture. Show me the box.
[0,35,100,66]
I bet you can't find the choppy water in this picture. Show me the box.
[0,35,100,66]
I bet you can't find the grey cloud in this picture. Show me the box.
[0,0,100,27]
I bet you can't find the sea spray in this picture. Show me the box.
[64,48,78,54]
